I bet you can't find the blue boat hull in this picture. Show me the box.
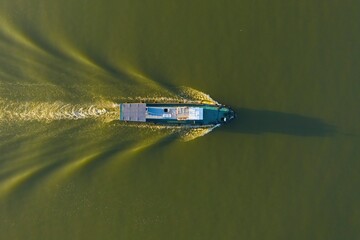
[119,103,235,126]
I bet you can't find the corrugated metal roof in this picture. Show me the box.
[120,103,146,122]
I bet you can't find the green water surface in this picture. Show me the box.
[0,0,359,239]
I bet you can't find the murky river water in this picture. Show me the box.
[0,0,359,239]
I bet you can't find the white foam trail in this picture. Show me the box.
[0,100,119,122]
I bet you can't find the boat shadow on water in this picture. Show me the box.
[221,107,337,137]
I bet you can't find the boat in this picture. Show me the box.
[119,103,235,126]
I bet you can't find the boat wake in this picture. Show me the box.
[119,86,219,105]
[180,124,221,142]
[0,99,119,122]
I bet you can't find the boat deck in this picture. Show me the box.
[146,106,203,120]
[120,103,204,122]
